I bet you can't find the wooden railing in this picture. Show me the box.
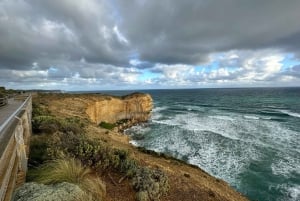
[0,95,32,201]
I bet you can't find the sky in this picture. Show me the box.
[0,0,300,91]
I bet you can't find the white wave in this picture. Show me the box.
[139,124,252,185]
[151,106,168,120]
[151,113,163,120]
[186,136,259,187]
[184,105,206,112]
[271,154,300,178]
[261,116,272,120]
[287,185,300,201]
[209,115,234,121]
[244,115,273,120]
[151,119,180,126]
[178,113,241,141]
[150,110,299,150]
[273,184,300,201]
[152,106,168,112]
[152,112,247,141]
[142,112,259,186]
[243,115,260,120]
[278,110,300,118]
[125,124,151,136]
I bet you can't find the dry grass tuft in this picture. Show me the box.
[37,157,106,201]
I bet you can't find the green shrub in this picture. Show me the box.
[60,117,85,134]
[70,137,138,176]
[99,121,115,130]
[32,115,85,134]
[32,102,50,117]
[32,115,61,133]
[32,101,85,135]
[28,134,51,167]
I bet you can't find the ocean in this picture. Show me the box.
[98,88,300,201]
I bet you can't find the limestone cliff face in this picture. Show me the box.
[86,93,153,125]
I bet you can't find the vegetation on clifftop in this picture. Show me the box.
[99,121,116,130]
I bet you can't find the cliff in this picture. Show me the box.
[86,93,153,125]
[39,93,153,127]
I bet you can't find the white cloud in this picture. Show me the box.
[152,64,194,80]
[129,59,142,66]
[140,50,298,88]
[113,25,129,45]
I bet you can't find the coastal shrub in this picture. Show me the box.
[28,134,51,167]
[46,131,126,172]
[37,158,106,201]
[32,100,85,134]
[47,131,84,160]
[32,115,61,133]
[32,102,51,117]
[99,121,115,130]
[59,117,85,134]
[73,137,138,177]
[133,167,169,201]
[32,115,85,134]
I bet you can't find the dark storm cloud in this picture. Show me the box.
[0,0,130,70]
[116,0,300,64]
[1,0,300,75]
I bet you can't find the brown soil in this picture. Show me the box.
[35,93,249,201]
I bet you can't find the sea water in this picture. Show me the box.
[102,88,300,201]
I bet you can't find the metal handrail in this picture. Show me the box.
[0,95,31,133]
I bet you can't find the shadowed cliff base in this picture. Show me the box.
[24,92,249,201]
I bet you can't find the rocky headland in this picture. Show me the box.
[19,92,249,201]
[86,93,153,132]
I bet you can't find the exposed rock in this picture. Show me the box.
[13,182,86,201]
[86,93,153,125]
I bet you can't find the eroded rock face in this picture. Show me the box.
[13,182,86,201]
[86,93,153,125]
